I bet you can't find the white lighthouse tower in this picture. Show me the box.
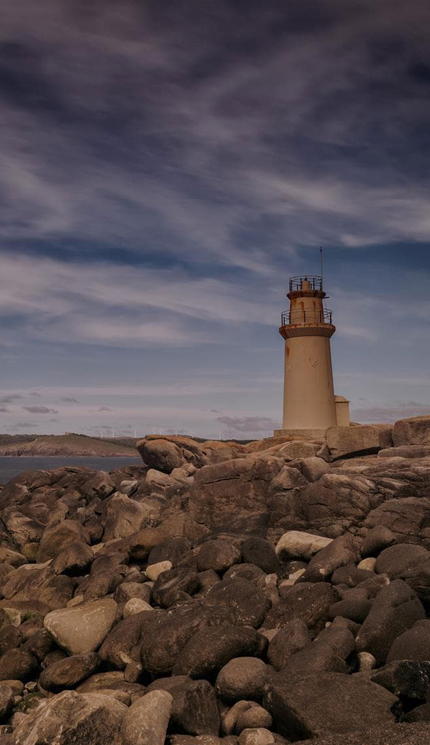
[275,274,349,438]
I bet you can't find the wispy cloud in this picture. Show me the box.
[23,406,58,414]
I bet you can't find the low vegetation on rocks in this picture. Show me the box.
[1,416,430,743]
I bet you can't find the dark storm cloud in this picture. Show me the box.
[2,0,430,268]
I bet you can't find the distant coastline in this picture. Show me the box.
[0,433,139,458]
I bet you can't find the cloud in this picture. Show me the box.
[0,406,10,413]
[23,405,58,414]
[217,415,280,436]
[59,396,80,403]
[0,394,22,403]
[97,406,111,412]
[352,401,430,423]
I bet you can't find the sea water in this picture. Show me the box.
[0,456,142,484]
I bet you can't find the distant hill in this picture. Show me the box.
[0,433,138,457]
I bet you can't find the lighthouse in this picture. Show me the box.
[274,274,349,438]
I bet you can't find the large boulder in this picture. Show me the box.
[204,578,271,628]
[387,620,430,663]
[140,605,234,676]
[325,425,393,460]
[393,416,430,446]
[292,723,430,745]
[356,580,425,664]
[103,493,146,541]
[44,598,117,655]
[371,660,430,700]
[13,690,127,745]
[37,520,90,563]
[188,458,284,531]
[364,498,430,549]
[375,544,429,579]
[264,671,397,740]
[137,439,185,473]
[262,583,338,636]
[39,653,101,692]
[172,626,263,678]
[301,533,360,583]
[121,690,173,745]
[267,619,311,671]
[275,531,332,561]
[215,657,268,701]
[148,676,220,736]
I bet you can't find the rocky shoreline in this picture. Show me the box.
[1,417,430,743]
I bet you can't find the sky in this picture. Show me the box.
[1,0,430,439]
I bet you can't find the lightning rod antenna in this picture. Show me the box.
[320,247,324,287]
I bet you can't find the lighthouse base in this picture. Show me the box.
[273,427,328,441]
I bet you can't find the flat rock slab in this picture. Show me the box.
[294,722,430,745]
[264,671,397,740]
[44,598,117,655]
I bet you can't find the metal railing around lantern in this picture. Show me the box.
[289,275,323,292]
[281,308,333,326]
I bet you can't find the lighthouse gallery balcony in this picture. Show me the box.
[281,308,333,326]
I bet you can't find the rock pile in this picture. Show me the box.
[1,417,430,743]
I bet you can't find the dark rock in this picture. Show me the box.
[197,540,242,574]
[281,640,348,677]
[215,657,268,701]
[356,572,390,598]
[150,677,220,736]
[371,660,430,699]
[401,703,430,722]
[37,520,89,563]
[23,629,55,663]
[51,541,94,576]
[39,652,101,691]
[387,620,430,663]
[314,626,356,659]
[375,544,429,579]
[0,684,13,722]
[223,564,266,588]
[196,570,221,597]
[0,624,23,655]
[361,525,396,558]
[262,583,338,635]
[0,649,38,682]
[204,579,271,628]
[402,559,430,604]
[240,537,279,574]
[140,605,234,676]
[148,538,192,567]
[356,580,425,664]
[100,611,151,670]
[172,626,263,678]
[292,722,430,745]
[267,620,311,671]
[331,565,374,587]
[264,671,397,740]
[328,598,372,623]
[152,568,200,608]
[301,534,360,583]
